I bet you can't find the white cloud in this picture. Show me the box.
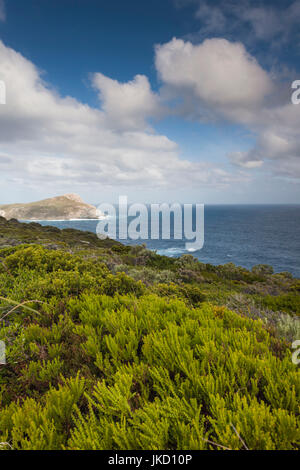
[155,37,272,118]
[0,40,239,196]
[235,102,300,171]
[228,151,263,169]
[155,37,300,178]
[0,29,298,201]
[92,73,162,131]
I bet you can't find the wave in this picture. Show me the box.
[156,247,187,256]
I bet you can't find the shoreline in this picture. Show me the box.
[20,218,106,222]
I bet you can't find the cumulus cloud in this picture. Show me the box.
[155,37,272,114]
[155,37,300,178]
[0,29,299,200]
[235,101,300,172]
[0,40,239,196]
[92,73,162,131]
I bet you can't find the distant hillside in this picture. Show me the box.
[0,193,102,220]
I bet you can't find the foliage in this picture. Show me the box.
[0,218,299,450]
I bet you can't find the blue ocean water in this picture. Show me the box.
[30,205,300,278]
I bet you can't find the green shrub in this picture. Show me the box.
[261,293,300,316]
[252,264,274,276]
[0,222,299,450]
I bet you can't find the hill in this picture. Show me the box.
[0,193,102,220]
[0,218,299,450]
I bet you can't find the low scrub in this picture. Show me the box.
[0,222,299,450]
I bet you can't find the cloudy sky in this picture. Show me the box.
[0,0,299,204]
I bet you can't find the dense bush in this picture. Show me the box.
[261,293,300,316]
[0,293,299,450]
[252,264,274,276]
[0,221,299,450]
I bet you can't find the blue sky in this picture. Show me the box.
[0,0,299,204]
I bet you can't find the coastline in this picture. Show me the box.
[20,218,106,222]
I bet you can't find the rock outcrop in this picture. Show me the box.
[0,193,102,220]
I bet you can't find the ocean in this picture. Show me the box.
[27,205,300,278]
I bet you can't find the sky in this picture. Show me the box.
[0,0,300,204]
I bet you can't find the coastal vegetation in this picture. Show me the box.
[0,217,299,450]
